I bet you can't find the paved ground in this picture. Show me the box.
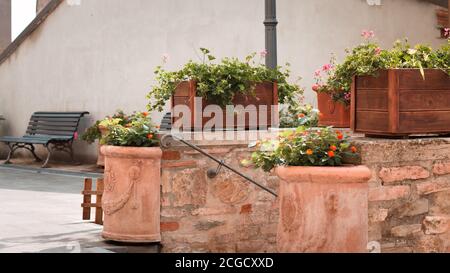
[0,167,159,253]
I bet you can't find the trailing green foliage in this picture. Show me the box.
[246,127,359,172]
[279,103,319,128]
[315,34,450,106]
[147,48,303,112]
[101,112,159,147]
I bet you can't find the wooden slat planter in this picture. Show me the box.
[172,81,278,130]
[351,69,450,137]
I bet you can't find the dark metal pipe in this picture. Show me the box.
[264,0,278,69]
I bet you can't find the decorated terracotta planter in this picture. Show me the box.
[276,165,371,253]
[101,146,162,243]
[96,126,109,167]
[316,92,350,128]
[172,80,279,130]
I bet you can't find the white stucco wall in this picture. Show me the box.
[0,0,446,161]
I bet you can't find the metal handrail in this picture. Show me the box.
[160,134,278,197]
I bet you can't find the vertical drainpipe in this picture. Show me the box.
[264,0,278,69]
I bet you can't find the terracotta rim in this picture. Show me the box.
[275,165,371,184]
[101,146,162,159]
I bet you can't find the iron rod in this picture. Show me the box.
[167,135,278,197]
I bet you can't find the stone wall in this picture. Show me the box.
[159,135,450,253]
[160,142,279,253]
[355,137,450,253]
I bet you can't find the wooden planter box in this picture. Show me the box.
[171,81,278,130]
[351,69,450,137]
[316,92,350,128]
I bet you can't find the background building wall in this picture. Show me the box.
[36,0,52,13]
[0,0,446,161]
[0,0,11,52]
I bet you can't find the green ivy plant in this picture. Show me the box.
[246,127,359,172]
[147,48,303,111]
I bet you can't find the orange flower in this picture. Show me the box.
[351,146,358,153]
[142,112,149,117]
[298,113,306,118]
[306,149,313,156]
[337,134,344,140]
[155,125,160,129]
[147,134,154,139]
[330,145,337,151]
[328,151,335,158]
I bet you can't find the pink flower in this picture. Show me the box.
[322,64,333,72]
[344,92,351,102]
[375,47,382,55]
[74,132,79,140]
[361,30,375,39]
[260,49,268,58]
[444,28,450,37]
[312,84,321,92]
[314,69,321,77]
[162,53,170,63]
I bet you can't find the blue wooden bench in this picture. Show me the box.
[0,112,89,168]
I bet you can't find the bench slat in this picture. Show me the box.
[27,125,78,132]
[30,117,80,123]
[27,130,76,136]
[28,121,79,127]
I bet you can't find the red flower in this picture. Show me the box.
[351,146,358,153]
[337,134,344,140]
[142,112,149,117]
[330,145,337,152]
[147,134,154,139]
[298,113,306,118]
[328,151,335,158]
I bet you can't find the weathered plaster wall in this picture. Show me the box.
[0,0,11,52]
[0,0,446,160]
[37,0,52,13]
[159,136,450,253]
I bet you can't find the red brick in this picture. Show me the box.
[433,161,450,176]
[240,204,253,214]
[161,222,180,232]
[162,160,197,169]
[162,151,181,161]
[369,186,411,202]
[378,166,429,184]
[416,178,450,195]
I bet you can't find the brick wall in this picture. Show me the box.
[160,144,279,253]
[159,136,450,253]
[355,137,450,253]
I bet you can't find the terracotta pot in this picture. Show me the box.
[275,165,371,253]
[101,146,162,243]
[316,92,350,128]
[96,126,109,167]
